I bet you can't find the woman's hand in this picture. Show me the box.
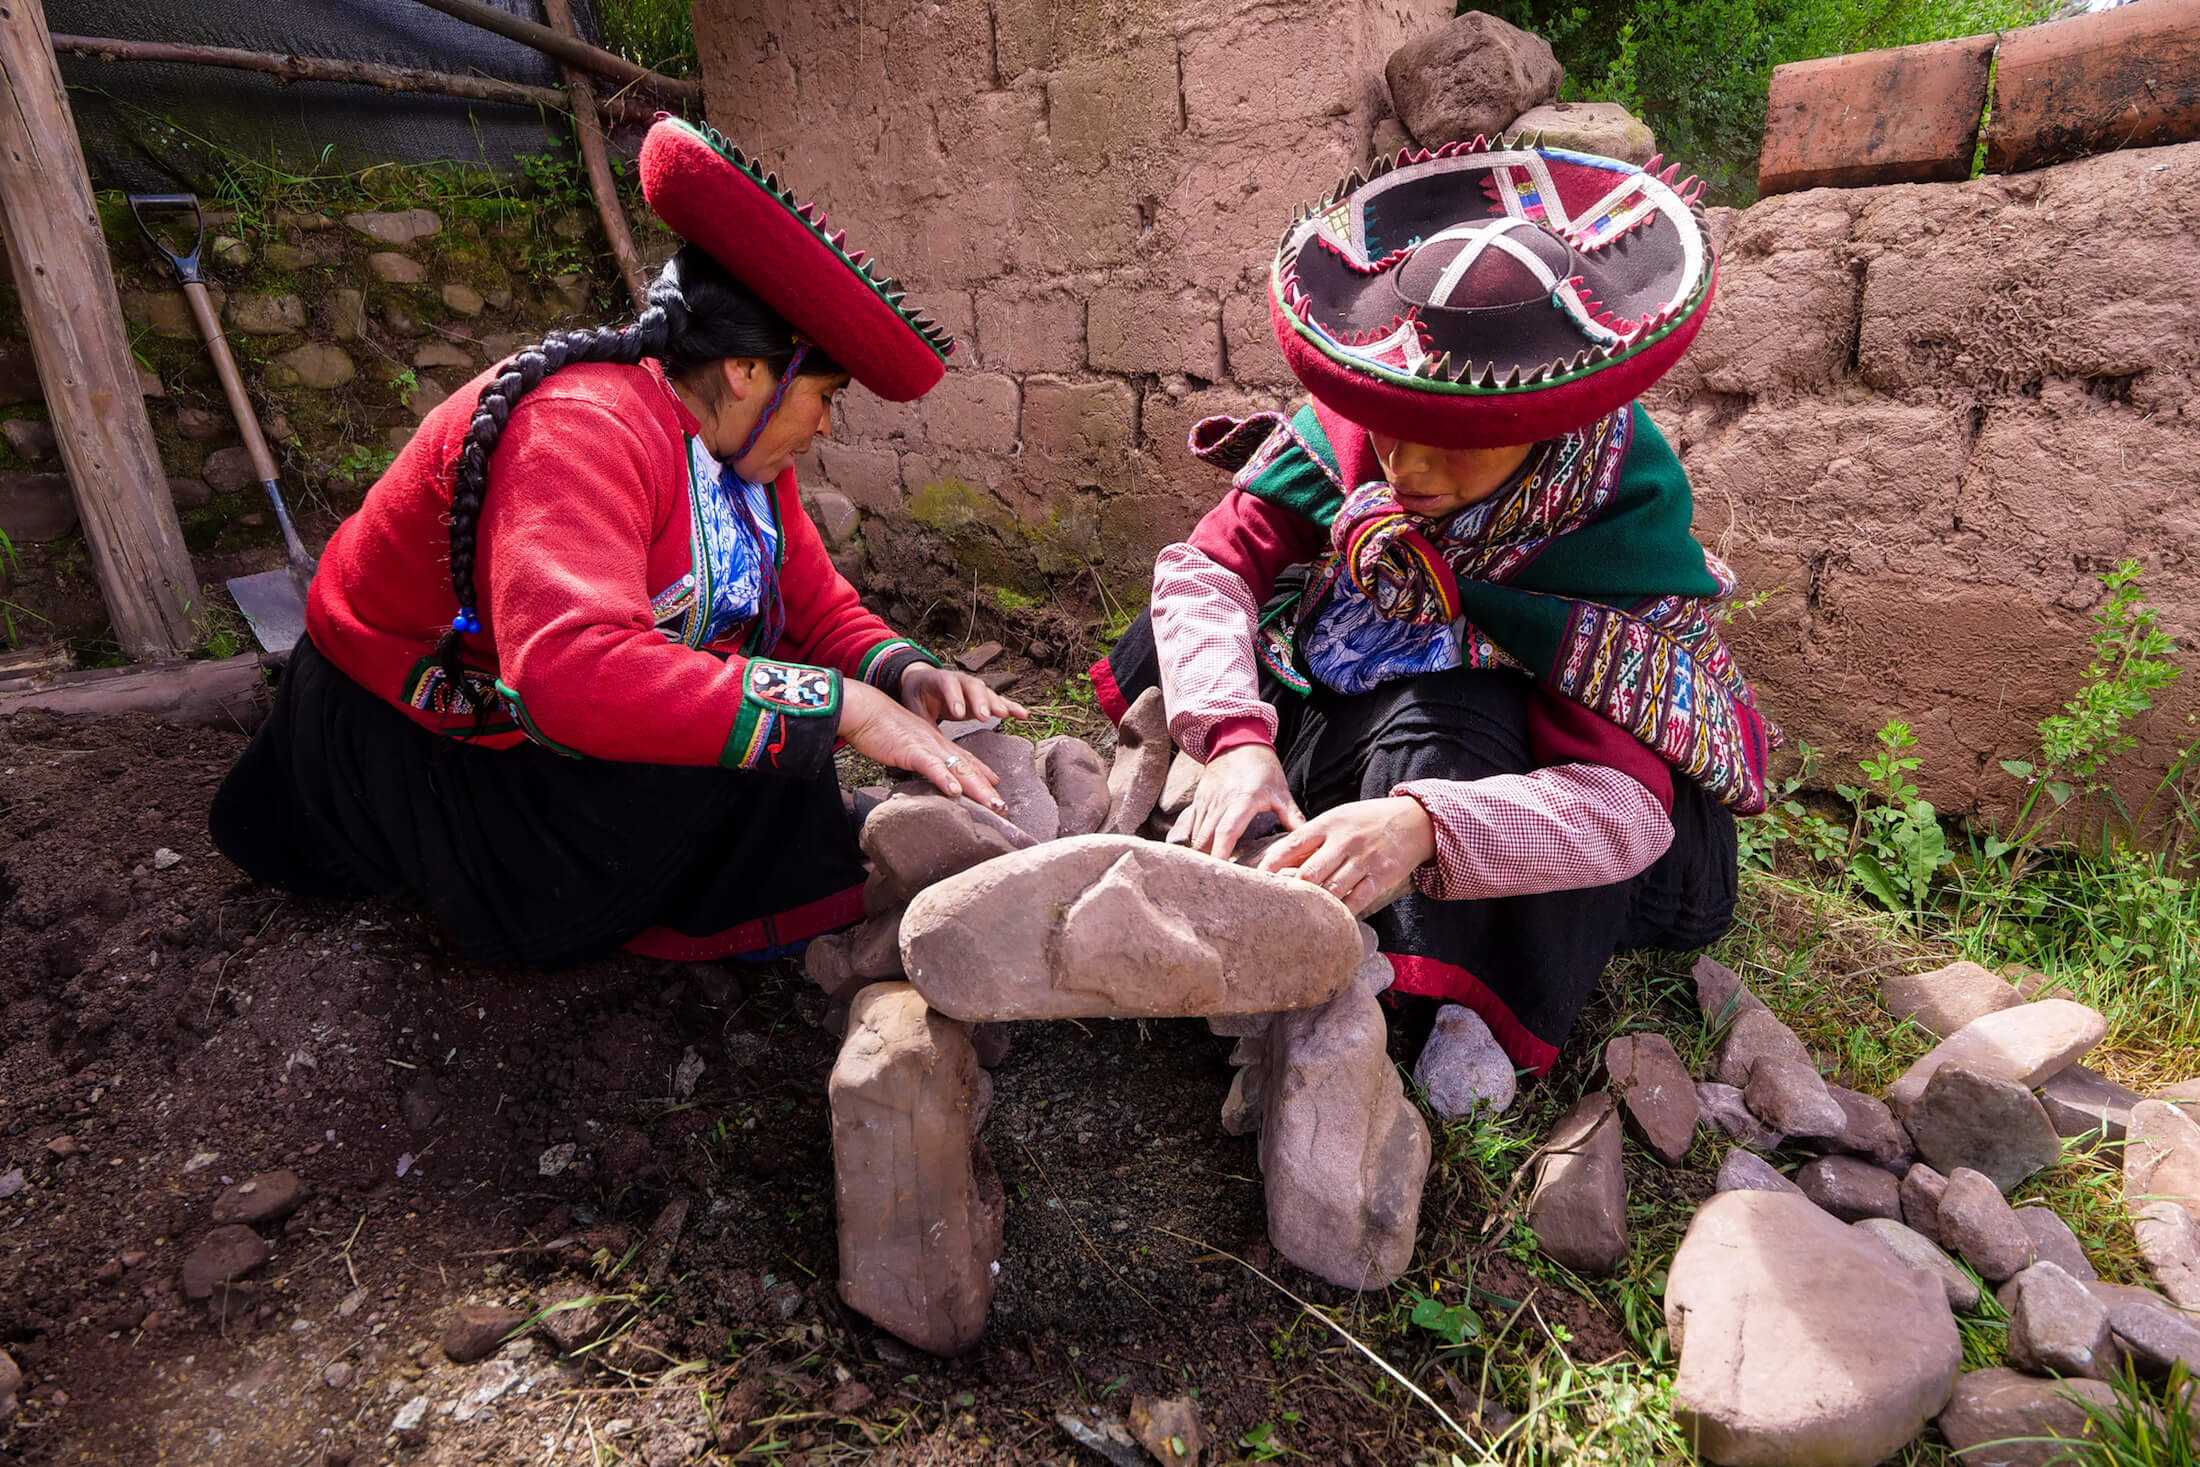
[899,663,1029,725]
[840,680,1007,811]
[1188,743,1305,859]
[1256,795,1435,915]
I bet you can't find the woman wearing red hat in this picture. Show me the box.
[211,119,1015,968]
[1096,141,1773,1110]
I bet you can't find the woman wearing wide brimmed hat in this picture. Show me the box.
[1095,140,1772,1104]
[211,118,1019,969]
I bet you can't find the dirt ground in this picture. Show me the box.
[0,704,1634,1466]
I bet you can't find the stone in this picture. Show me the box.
[1694,954,1768,1022]
[1221,1062,1262,1137]
[829,984,1001,1356]
[805,488,859,548]
[971,1022,1013,1070]
[0,471,75,541]
[1855,1217,1981,1311]
[1759,34,1997,196]
[900,837,1362,1022]
[545,274,592,314]
[1984,1,2200,173]
[1258,969,1430,1291]
[1416,1004,1517,1120]
[201,445,258,495]
[955,731,1058,842]
[368,252,427,284]
[2005,1262,2114,1380]
[345,208,441,245]
[1129,1395,1206,1467]
[1938,1167,2035,1282]
[391,1394,430,1444]
[1878,960,2024,1038]
[1711,1007,1813,1088]
[859,791,1034,904]
[442,1304,527,1363]
[1508,101,1655,164]
[2127,1100,2200,1226]
[176,405,228,441]
[1158,750,1204,818]
[1904,1064,2065,1192]
[2,418,55,461]
[2159,1079,2200,1109]
[954,641,1003,673]
[1938,1368,2120,1467]
[269,344,357,390]
[1037,736,1111,837]
[169,477,211,509]
[1888,1000,2106,1116]
[847,909,904,982]
[1818,1085,1913,1172]
[1667,1190,1960,1467]
[330,289,366,342]
[2014,1207,2096,1282]
[0,1349,17,1417]
[1103,687,1171,835]
[1526,1094,1629,1276]
[181,1225,272,1299]
[210,1170,307,1225]
[1797,1154,1902,1222]
[1603,1032,1698,1165]
[441,283,486,317]
[1385,11,1562,149]
[1744,1058,1847,1141]
[2039,1064,2142,1142]
[226,294,307,336]
[2110,1297,2200,1378]
[1903,1163,1951,1245]
[412,341,473,370]
[1716,1148,1803,1196]
[123,286,222,338]
[805,932,868,1002]
[2132,1200,2200,1310]
[1697,1081,1784,1154]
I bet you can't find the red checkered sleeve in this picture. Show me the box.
[1152,540,1275,761]
[1392,764,1676,901]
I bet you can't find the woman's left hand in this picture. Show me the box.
[899,663,1029,725]
[1255,796,1436,915]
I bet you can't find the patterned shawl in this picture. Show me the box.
[1188,399,1774,814]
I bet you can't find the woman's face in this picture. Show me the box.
[698,359,850,481]
[1368,434,1537,519]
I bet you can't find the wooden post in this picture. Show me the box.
[0,0,198,657]
[543,0,649,310]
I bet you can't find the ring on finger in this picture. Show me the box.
[943,755,963,770]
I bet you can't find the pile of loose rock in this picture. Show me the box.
[1525,952,2200,1465]
[811,689,1432,1356]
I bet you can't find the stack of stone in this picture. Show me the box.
[814,688,1432,1356]
[1526,948,2200,1465]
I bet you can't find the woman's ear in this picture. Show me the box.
[719,357,764,403]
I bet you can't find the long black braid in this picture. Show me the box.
[432,244,845,706]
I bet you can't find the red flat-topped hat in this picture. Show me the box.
[1268,137,1716,447]
[639,117,953,402]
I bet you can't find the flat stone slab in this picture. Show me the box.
[1888,999,2105,1116]
[1527,1093,1628,1276]
[2127,1099,2200,1226]
[1716,1148,1802,1197]
[2038,1063,2141,1142]
[2110,1295,2200,1378]
[1797,1154,1901,1223]
[1760,33,1997,195]
[1668,1190,1960,1467]
[1879,960,2023,1039]
[1855,1217,1980,1312]
[1938,1368,2120,1467]
[1605,1032,1698,1166]
[900,837,1362,1022]
[1904,1064,2064,1192]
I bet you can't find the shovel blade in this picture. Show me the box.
[226,570,307,653]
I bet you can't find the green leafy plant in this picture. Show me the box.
[1838,720,1954,913]
[1405,1286,1482,1350]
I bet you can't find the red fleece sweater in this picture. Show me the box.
[305,358,931,776]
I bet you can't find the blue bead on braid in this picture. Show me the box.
[452,606,482,636]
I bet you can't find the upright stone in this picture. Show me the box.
[2131,1200,2200,1310]
[1158,750,1203,817]
[2038,1064,2141,1142]
[1692,954,1767,1024]
[829,984,1002,1356]
[1259,976,1430,1290]
[1103,687,1171,836]
[1888,1000,2106,1115]
[1937,1168,2035,1282]
[955,731,1058,842]
[1903,1064,2064,1192]
[1036,735,1112,837]
[1878,960,2023,1038]
[2126,1100,2200,1226]
[1712,1008,1814,1088]
[2004,1262,2114,1380]
[1937,1369,2120,1467]
[1416,1004,1517,1120]
[1385,11,1562,148]
[1902,1163,1950,1245]
[2014,1208,2096,1282]
[1526,1094,1628,1275]
[1604,1032,1698,1166]
[1667,1190,1960,1467]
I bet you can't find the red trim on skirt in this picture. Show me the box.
[1088,654,1129,724]
[1385,952,1561,1076]
[624,882,868,962]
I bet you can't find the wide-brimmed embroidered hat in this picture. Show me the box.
[1268,137,1715,447]
[639,117,954,402]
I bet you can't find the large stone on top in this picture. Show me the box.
[1385,11,1561,149]
[1605,1032,1698,1166]
[1526,1094,1629,1275]
[1904,1064,2064,1192]
[1667,1190,1960,1467]
[829,984,1002,1356]
[900,837,1361,1023]
[1258,973,1430,1290]
[1103,687,1171,836]
[861,792,1035,904]
[2126,1099,2200,1226]
[1887,999,2105,1115]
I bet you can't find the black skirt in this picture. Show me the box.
[209,637,867,968]
[1101,612,1736,1074]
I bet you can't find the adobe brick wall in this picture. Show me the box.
[694,0,1450,600]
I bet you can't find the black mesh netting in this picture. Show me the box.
[48,0,618,190]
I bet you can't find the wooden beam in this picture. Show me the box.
[542,0,648,310]
[405,0,702,106]
[0,653,273,731]
[0,0,199,658]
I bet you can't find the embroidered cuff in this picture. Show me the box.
[1205,715,1277,759]
[856,637,940,703]
[724,658,843,776]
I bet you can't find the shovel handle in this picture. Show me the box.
[127,193,206,286]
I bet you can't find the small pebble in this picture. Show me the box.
[324,1361,353,1389]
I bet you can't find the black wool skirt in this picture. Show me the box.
[209,636,867,968]
[1099,612,1737,1074]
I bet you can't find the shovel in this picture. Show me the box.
[130,193,315,653]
